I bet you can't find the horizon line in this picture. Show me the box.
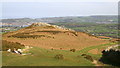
[0,14,118,19]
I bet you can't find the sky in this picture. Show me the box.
[0,0,119,19]
[0,0,119,2]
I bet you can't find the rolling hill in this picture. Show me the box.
[3,22,109,50]
[3,22,119,66]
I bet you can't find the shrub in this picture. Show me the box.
[54,54,64,59]
[70,49,76,52]
[81,54,93,62]
[51,48,54,50]
[60,48,62,50]
[84,55,93,62]
[2,40,25,51]
[100,49,120,66]
[8,33,52,39]
[81,54,86,56]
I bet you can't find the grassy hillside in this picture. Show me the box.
[2,23,118,66]
[2,42,117,66]
[2,47,93,66]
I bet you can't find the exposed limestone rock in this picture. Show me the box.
[104,45,120,52]
[29,22,75,31]
[31,22,51,27]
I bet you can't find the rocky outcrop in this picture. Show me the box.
[28,22,75,31]
[30,22,51,27]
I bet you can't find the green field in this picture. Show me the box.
[2,42,117,66]
[51,23,119,38]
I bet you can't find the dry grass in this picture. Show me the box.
[3,26,109,50]
[88,49,100,54]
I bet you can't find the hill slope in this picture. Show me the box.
[3,23,109,50]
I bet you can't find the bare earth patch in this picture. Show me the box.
[88,49,101,54]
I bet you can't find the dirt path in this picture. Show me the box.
[21,46,32,55]
[92,60,103,66]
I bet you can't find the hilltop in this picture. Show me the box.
[3,22,109,50]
